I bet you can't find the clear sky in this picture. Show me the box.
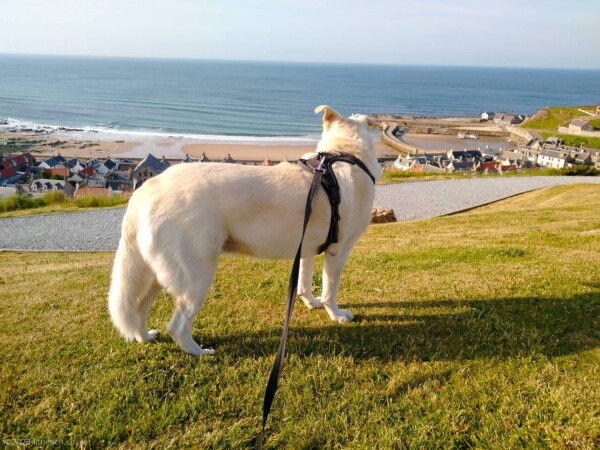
[1,0,599,69]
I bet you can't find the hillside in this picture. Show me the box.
[1,184,599,448]
[522,105,596,132]
[522,105,600,150]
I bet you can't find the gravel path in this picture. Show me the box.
[1,176,599,251]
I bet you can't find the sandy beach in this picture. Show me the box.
[2,131,393,162]
[399,133,513,152]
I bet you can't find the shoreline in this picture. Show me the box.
[1,131,393,162]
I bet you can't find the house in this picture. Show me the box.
[537,149,570,169]
[481,111,495,121]
[84,174,107,188]
[103,158,119,171]
[447,160,475,173]
[0,152,36,171]
[29,179,70,193]
[495,114,525,126]
[45,166,70,179]
[392,155,415,171]
[0,152,36,186]
[132,153,170,187]
[570,151,592,166]
[200,153,211,162]
[182,154,197,163]
[447,149,483,162]
[477,161,501,174]
[38,155,66,169]
[93,157,119,174]
[566,119,593,134]
[63,158,85,173]
[106,171,134,191]
[222,153,235,164]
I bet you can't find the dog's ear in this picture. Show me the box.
[314,105,342,130]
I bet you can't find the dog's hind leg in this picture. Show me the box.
[136,279,162,342]
[109,242,161,343]
[321,249,354,323]
[161,259,218,357]
[297,256,323,310]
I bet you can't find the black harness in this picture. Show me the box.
[258,151,376,448]
[298,151,376,253]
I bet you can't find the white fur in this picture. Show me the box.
[108,106,382,356]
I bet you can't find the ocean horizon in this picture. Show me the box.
[1,54,599,144]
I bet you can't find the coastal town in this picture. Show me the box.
[1,104,600,200]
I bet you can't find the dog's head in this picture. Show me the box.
[314,105,378,155]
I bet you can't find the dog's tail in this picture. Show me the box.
[108,207,153,342]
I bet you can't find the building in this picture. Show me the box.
[132,153,171,187]
[38,155,66,169]
[537,149,569,169]
[566,119,593,134]
[481,111,495,121]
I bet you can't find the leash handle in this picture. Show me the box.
[258,171,323,449]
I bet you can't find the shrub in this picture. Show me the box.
[561,165,599,176]
[42,191,67,205]
[74,195,128,208]
[0,194,46,213]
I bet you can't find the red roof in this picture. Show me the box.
[0,166,17,179]
[46,167,70,178]
[2,152,35,168]
[80,166,95,177]
[480,161,500,170]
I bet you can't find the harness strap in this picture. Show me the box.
[299,152,376,254]
[259,159,324,449]
[259,153,375,448]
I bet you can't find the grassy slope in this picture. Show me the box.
[1,184,600,448]
[522,105,595,131]
[521,105,600,150]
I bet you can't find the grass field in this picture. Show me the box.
[1,184,600,448]
[521,105,595,132]
[0,192,128,219]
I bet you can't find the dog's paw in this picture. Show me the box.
[302,296,323,310]
[332,309,354,324]
[137,329,159,343]
[199,347,216,356]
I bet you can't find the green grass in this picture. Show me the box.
[589,118,600,130]
[2,184,600,448]
[522,105,595,131]
[380,168,564,184]
[0,192,128,218]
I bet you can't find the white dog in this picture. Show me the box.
[108,106,382,356]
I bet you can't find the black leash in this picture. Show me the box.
[258,156,325,449]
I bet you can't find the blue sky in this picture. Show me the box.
[1,0,599,69]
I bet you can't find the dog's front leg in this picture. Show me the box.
[321,249,354,323]
[297,256,323,310]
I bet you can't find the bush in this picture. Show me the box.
[561,165,599,176]
[42,191,67,205]
[0,194,46,213]
[74,195,128,208]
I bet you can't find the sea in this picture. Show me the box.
[1,54,599,144]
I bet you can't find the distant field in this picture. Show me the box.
[1,184,599,448]
[522,105,595,131]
